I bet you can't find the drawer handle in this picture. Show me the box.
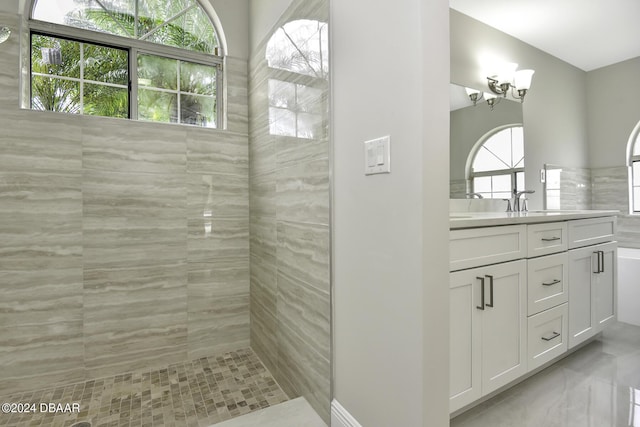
[541,331,561,341]
[542,279,561,286]
[541,237,561,242]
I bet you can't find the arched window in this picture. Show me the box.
[468,125,525,199]
[29,0,223,127]
[628,121,640,212]
[265,19,328,139]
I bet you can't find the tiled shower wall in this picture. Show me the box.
[248,0,331,423]
[592,166,640,248]
[0,10,250,396]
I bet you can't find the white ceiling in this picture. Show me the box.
[449,0,640,72]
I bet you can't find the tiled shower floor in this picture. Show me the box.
[0,348,289,427]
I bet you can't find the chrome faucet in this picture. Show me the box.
[513,189,535,212]
[466,192,484,199]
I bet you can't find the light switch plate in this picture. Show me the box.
[364,135,391,175]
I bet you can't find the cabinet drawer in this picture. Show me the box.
[450,225,527,271]
[568,217,616,249]
[527,252,569,316]
[527,303,568,371]
[527,222,567,257]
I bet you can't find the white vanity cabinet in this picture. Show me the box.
[449,226,527,413]
[567,217,617,349]
[449,212,617,415]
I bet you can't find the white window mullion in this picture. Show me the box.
[130,47,138,120]
[176,60,181,124]
[79,42,84,114]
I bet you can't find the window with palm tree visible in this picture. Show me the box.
[30,0,222,127]
[469,125,525,199]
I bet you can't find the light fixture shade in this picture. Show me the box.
[514,69,535,90]
[497,62,518,84]
[465,87,480,96]
[484,92,497,100]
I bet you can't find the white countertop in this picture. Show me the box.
[450,210,619,229]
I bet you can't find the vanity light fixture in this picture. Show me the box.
[487,62,535,103]
[465,87,484,106]
[0,26,10,44]
[485,92,499,110]
[465,87,500,110]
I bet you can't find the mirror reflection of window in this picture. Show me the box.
[630,126,640,213]
[544,166,562,210]
[469,125,525,199]
[266,19,328,139]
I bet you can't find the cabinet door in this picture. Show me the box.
[568,245,597,348]
[594,242,617,331]
[449,268,482,413]
[481,259,527,395]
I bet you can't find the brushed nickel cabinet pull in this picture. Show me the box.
[542,279,561,286]
[476,276,485,310]
[542,331,561,341]
[485,274,494,308]
[541,236,561,242]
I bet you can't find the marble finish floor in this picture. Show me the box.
[451,322,640,427]
[212,397,326,427]
[0,348,288,427]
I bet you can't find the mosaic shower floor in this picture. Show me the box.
[0,348,289,427]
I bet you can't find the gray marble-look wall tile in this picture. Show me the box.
[188,217,249,263]
[83,263,188,376]
[0,268,83,328]
[0,321,85,396]
[276,158,329,225]
[275,135,328,170]
[276,221,330,294]
[0,110,82,173]
[249,132,276,177]
[187,173,248,220]
[276,314,330,424]
[250,252,277,375]
[225,57,249,135]
[83,170,187,270]
[188,259,250,358]
[250,253,277,319]
[559,167,592,210]
[0,172,82,271]
[187,130,249,176]
[250,215,277,264]
[591,166,640,248]
[188,295,250,359]
[277,271,330,363]
[82,117,187,174]
[250,172,277,218]
[450,179,467,199]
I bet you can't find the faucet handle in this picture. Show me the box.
[502,198,513,212]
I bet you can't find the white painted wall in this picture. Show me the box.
[586,57,640,168]
[208,0,249,59]
[331,0,450,425]
[451,10,588,209]
[248,0,294,53]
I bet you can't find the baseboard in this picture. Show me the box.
[331,399,363,427]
